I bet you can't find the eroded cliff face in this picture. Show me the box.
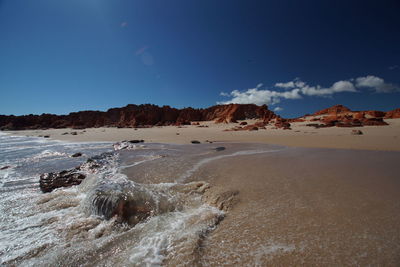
[0,104,277,130]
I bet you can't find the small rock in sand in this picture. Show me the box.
[43,135,50,138]
[128,140,144,143]
[70,132,78,135]
[351,130,363,135]
[191,140,201,144]
[62,132,69,135]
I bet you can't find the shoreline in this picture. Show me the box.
[1,132,400,265]
[3,118,400,151]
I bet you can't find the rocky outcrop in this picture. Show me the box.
[40,170,86,193]
[274,118,291,129]
[313,104,351,116]
[0,104,277,130]
[304,105,391,128]
[39,152,114,193]
[385,108,400,119]
[210,104,276,123]
[2,103,398,131]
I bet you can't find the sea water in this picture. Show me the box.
[0,132,281,266]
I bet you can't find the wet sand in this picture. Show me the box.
[120,144,400,265]
[4,118,400,151]
[196,147,400,265]
[3,122,400,265]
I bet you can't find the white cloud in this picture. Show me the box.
[217,85,302,106]
[275,81,295,89]
[218,75,397,106]
[273,107,283,112]
[300,80,356,96]
[355,75,399,93]
[275,79,305,89]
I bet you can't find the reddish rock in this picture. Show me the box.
[361,118,388,126]
[243,125,258,131]
[289,118,305,123]
[274,119,291,129]
[314,104,351,115]
[365,110,386,118]
[254,121,267,127]
[0,104,277,130]
[385,108,400,119]
[212,104,276,124]
[353,112,365,120]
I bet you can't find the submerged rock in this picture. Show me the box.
[90,183,159,225]
[71,152,82,158]
[215,147,226,151]
[89,181,211,225]
[0,166,11,170]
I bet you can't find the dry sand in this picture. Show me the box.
[4,118,400,151]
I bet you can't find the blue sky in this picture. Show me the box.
[0,0,399,117]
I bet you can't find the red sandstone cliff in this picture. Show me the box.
[313,104,351,116]
[0,104,277,130]
[385,108,400,119]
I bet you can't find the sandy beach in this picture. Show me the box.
[2,119,400,265]
[118,143,400,265]
[5,118,400,151]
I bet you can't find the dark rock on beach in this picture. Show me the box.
[39,152,114,193]
[351,130,363,135]
[71,152,82,158]
[40,170,86,193]
[128,140,144,143]
[191,140,201,144]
